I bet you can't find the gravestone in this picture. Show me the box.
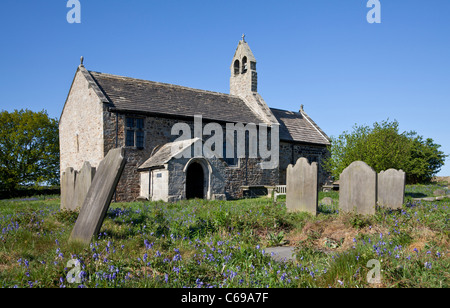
[61,167,77,211]
[377,169,405,209]
[339,161,377,215]
[73,162,96,210]
[321,197,334,206]
[433,189,446,196]
[69,148,126,245]
[423,197,436,202]
[264,247,297,262]
[286,157,318,215]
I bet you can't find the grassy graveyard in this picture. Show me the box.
[0,183,448,288]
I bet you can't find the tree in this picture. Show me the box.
[323,119,447,184]
[403,133,447,183]
[0,109,60,191]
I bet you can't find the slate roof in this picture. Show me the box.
[270,108,330,146]
[88,71,264,124]
[84,68,330,146]
[138,138,200,171]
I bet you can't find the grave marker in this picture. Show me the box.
[339,161,377,215]
[73,161,96,210]
[69,148,126,245]
[377,169,405,209]
[286,157,318,215]
[61,167,77,211]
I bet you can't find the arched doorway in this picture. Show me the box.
[186,162,205,199]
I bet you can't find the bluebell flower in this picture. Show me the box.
[173,254,182,262]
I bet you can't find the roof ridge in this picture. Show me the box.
[300,109,331,143]
[270,107,297,113]
[89,70,240,99]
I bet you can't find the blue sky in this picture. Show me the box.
[0,0,449,175]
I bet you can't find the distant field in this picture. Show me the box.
[0,184,448,288]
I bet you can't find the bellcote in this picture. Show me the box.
[230,36,258,95]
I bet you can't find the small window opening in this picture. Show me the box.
[125,117,145,149]
[234,60,240,75]
[242,57,248,74]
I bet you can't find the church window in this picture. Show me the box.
[125,117,145,149]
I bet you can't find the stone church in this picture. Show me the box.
[59,37,331,202]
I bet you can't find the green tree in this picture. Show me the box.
[403,133,447,183]
[0,109,59,191]
[323,119,447,184]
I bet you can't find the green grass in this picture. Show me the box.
[0,185,448,288]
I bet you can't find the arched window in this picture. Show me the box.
[242,56,248,74]
[234,60,240,75]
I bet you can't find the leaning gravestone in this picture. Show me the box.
[69,148,126,245]
[286,157,318,215]
[73,161,96,210]
[377,169,405,209]
[339,161,377,215]
[61,167,77,211]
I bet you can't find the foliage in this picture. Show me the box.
[0,109,60,191]
[323,119,447,184]
[0,186,448,289]
[403,134,448,183]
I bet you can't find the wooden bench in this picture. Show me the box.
[274,185,286,201]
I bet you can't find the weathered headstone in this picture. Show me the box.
[423,197,436,202]
[321,197,334,206]
[61,167,77,211]
[339,161,377,215]
[286,157,318,215]
[73,162,96,210]
[433,189,446,196]
[377,169,405,209]
[264,247,297,262]
[69,148,126,245]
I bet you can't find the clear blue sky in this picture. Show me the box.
[1,0,449,175]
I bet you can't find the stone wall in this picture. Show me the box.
[279,141,330,187]
[59,69,105,175]
[103,113,282,202]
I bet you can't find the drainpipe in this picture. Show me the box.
[114,112,119,202]
[115,112,119,148]
[291,144,294,165]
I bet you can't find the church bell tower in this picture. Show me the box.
[229,35,278,125]
[230,35,258,96]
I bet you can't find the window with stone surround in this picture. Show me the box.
[125,117,145,149]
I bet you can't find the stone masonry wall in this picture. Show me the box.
[279,141,330,187]
[59,69,105,176]
[103,113,282,202]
